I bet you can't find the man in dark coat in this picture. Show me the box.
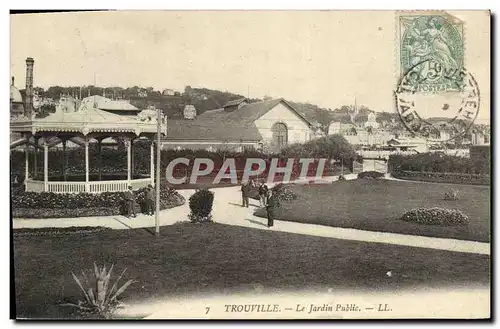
[258,181,269,207]
[124,186,137,218]
[145,184,155,216]
[241,181,250,207]
[266,190,279,227]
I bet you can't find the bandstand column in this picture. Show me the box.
[62,139,67,181]
[85,137,90,192]
[126,139,132,185]
[33,136,39,178]
[25,142,29,186]
[44,143,48,192]
[150,140,155,186]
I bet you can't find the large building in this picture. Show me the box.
[163,98,314,153]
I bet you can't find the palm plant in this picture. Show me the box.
[62,263,136,318]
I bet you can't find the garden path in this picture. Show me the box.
[13,174,490,255]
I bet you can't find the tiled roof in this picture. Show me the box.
[222,98,248,107]
[165,98,311,142]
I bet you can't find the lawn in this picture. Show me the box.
[254,179,490,242]
[13,223,490,319]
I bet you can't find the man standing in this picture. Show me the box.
[241,181,250,208]
[258,181,269,207]
[145,184,155,216]
[266,190,279,227]
[124,186,137,218]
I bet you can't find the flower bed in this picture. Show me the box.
[271,183,298,201]
[400,207,469,226]
[13,226,112,237]
[393,170,490,186]
[357,171,385,179]
[11,185,185,219]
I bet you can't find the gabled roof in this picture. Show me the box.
[166,119,262,142]
[79,95,139,112]
[164,98,313,143]
[223,98,248,108]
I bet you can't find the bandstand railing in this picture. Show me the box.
[25,178,153,194]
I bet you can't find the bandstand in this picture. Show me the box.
[10,97,166,193]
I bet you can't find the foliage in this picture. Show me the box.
[444,188,459,201]
[400,207,469,226]
[13,226,111,237]
[11,184,185,218]
[271,183,297,201]
[357,171,385,179]
[62,263,136,319]
[392,170,490,186]
[281,134,356,162]
[188,189,214,223]
[388,153,489,175]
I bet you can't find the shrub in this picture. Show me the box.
[444,188,459,201]
[400,207,469,226]
[62,263,136,319]
[11,184,185,219]
[357,171,385,179]
[188,189,214,223]
[271,183,297,201]
[388,153,489,175]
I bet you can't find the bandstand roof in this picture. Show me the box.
[10,105,166,137]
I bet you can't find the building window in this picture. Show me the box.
[243,145,255,152]
[272,122,288,149]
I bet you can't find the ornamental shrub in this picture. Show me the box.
[271,183,297,201]
[400,207,469,226]
[188,188,214,223]
[444,188,459,201]
[357,171,385,179]
[11,184,185,218]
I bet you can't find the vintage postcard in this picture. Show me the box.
[10,10,490,320]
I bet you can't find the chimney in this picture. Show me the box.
[25,57,34,118]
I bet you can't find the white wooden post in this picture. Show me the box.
[44,143,48,192]
[150,140,155,187]
[126,138,132,186]
[85,137,90,192]
[25,143,29,181]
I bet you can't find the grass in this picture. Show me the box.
[13,223,489,319]
[254,179,490,242]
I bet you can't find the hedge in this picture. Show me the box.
[13,226,112,237]
[400,207,469,226]
[393,171,490,186]
[11,184,186,219]
[388,153,489,175]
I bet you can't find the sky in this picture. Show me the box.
[10,10,490,121]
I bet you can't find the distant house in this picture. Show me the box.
[162,89,175,96]
[183,105,196,119]
[163,98,314,153]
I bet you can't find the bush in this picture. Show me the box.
[444,188,459,201]
[188,189,214,223]
[11,184,185,219]
[400,207,469,226]
[271,183,297,201]
[357,171,385,179]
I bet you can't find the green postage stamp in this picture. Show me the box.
[397,12,465,92]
